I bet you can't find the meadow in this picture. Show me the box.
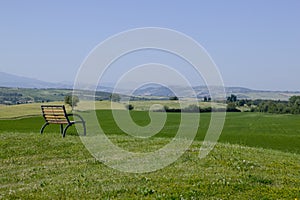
[0,102,300,199]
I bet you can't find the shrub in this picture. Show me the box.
[126,104,134,110]
[64,95,79,111]
[169,96,179,101]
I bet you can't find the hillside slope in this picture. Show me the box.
[0,132,299,199]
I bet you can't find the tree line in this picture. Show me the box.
[49,93,300,115]
[254,96,300,114]
[227,94,300,114]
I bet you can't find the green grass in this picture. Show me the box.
[0,100,224,119]
[1,110,300,199]
[0,132,299,199]
[1,111,300,153]
[97,110,300,154]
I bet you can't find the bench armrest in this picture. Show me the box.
[67,113,85,123]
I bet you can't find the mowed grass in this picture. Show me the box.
[0,109,300,198]
[1,110,300,154]
[0,100,221,119]
[1,132,299,199]
[96,110,300,154]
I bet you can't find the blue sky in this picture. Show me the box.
[0,0,299,90]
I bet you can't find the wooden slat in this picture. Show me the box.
[42,109,65,113]
[44,115,66,118]
[42,106,64,108]
[44,116,66,120]
[43,113,65,116]
[47,120,68,124]
[44,113,65,116]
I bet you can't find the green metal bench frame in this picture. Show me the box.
[40,105,86,137]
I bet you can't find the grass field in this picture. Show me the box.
[128,100,225,111]
[0,100,224,119]
[0,105,300,199]
[0,101,126,119]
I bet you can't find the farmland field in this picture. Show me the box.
[0,101,126,119]
[0,106,300,199]
[1,110,299,154]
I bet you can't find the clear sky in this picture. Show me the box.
[0,0,299,91]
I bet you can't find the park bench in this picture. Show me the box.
[40,105,86,137]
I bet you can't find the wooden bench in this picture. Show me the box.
[40,105,86,137]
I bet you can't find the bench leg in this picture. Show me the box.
[40,123,49,134]
[62,122,86,137]
[63,124,72,138]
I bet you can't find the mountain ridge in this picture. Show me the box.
[1,72,299,100]
[0,72,71,89]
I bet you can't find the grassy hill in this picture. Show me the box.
[0,105,299,199]
[1,106,300,154]
[0,132,299,199]
[132,85,300,101]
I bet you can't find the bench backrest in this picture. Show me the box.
[41,105,70,124]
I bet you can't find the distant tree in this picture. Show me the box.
[227,94,237,102]
[276,102,288,114]
[110,93,121,102]
[289,96,300,105]
[266,101,277,113]
[203,96,212,102]
[125,104,134,110]
[258,101,268,113]
[169,96,179,101]
[256,100,289,114]
[64,95,79,111]
[237,99,246,106]
[291,99,300,114]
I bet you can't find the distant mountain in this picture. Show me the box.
[1,72,300,101]
[132,85,175,97]
[121,84,300,101]
[0,72,72,89]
